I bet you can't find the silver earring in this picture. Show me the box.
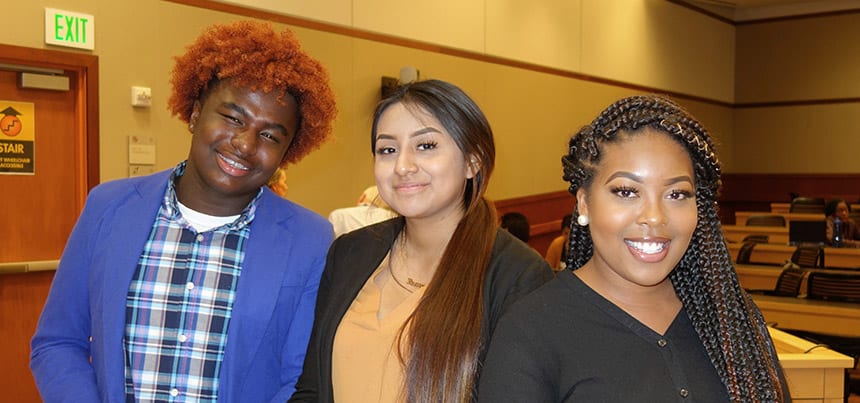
[577,215,589,226]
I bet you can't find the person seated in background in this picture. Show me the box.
[825,198,860,247]
[544,213,572,271]
[500,212,530,243]
[267,167,289,197]
[327,185,397,237]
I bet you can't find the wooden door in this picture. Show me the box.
[0,69,80,261]
[0,45,98,403]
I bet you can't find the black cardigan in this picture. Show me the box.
[289,217,553,402]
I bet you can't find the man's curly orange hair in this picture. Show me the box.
[168,20,337,165]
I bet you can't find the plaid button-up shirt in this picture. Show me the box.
[123,163,260,402]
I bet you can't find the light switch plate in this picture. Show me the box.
[131,86,152,107]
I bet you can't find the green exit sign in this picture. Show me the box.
[44,8,95,50]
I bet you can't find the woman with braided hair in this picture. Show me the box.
[479,94,790,402]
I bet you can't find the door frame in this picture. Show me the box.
[0,44,99,201]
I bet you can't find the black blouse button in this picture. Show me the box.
[657,339,668,347]
[679,388,689,398]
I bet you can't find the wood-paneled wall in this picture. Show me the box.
[492,174,860,250]
[495,190,576,256]
[718,173,860,224]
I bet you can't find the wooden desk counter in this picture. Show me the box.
[726,242,860,269]
[770,203,791,214]
[727,242,795,266]
[736,263,783,290]
[735,211,823,226]
[769,327,854,402]
[723,224,788,244]
[738,268,858,401]
[752,294,860,337]
[735,264,856,297]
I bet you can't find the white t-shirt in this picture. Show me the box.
[177,201,240,232]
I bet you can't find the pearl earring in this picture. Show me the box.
[577,215,589,226]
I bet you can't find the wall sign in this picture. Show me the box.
[44,8,95,50]
[0,101,35,174]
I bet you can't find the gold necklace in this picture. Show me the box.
[388,258,424,292]
[388,231,426,292]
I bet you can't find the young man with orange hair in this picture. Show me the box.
[31,20,337,402]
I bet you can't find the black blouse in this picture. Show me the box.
[479,272,731,402]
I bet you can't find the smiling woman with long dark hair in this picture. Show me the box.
[290,79,552,403]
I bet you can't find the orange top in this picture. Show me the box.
[332,255,426,403]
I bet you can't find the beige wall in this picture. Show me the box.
[734,13,860,173]
[736,14,860,102]
[2,0,739,216]
[223,0,736,102]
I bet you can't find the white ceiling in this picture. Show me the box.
[683,0,860,21]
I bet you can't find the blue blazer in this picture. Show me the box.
[31,169,333,402]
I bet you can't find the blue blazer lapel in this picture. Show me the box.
[220,192,295,395]
[98,171,169,400]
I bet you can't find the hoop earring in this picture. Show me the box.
[577,215,589,226]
